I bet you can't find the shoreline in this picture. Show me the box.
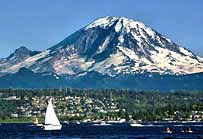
[0,119,202,124]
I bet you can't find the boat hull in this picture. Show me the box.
[44,124,62,130]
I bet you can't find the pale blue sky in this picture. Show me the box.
[0,0,202,57]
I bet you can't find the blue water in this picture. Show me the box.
[0,122,203,139]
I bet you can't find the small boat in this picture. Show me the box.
[33,117,43,127]
[76,121,80,125]
[165,127,172,134]
[43,98,62,130]
[186,128,193,133]
[93,121,111,126]
[64,121,69,124]
[130,123,143,127]
[100,121,111,126]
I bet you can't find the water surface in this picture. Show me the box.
[0,122,203,139]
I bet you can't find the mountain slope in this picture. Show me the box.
[0,68,63,88]
[0,67,203,91]
[1,16,202,76]
[47,16,203,75]
[0,46,40,75]
[49,16,203,75]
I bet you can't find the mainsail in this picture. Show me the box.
[45,98,61,126]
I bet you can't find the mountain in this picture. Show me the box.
[0,46,40,75]
[0,16,203,90]
[1,16,203,76]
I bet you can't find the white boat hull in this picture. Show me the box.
[35,123,43,127]
[44,124,62,130]
[130,123,143,127]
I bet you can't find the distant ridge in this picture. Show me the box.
[0,67,203,91]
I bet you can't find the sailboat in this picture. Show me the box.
[44,98,62,130]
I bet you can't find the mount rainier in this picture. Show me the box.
[0,16,203,90]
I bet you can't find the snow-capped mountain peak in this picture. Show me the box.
[0,16,203,76]
[86,16,158,40]
[85,16,117,29]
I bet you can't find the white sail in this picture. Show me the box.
[44,98,62,130]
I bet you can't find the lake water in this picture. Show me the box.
[0,122,203,139]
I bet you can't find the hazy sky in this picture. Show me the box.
[0,0,203,58]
